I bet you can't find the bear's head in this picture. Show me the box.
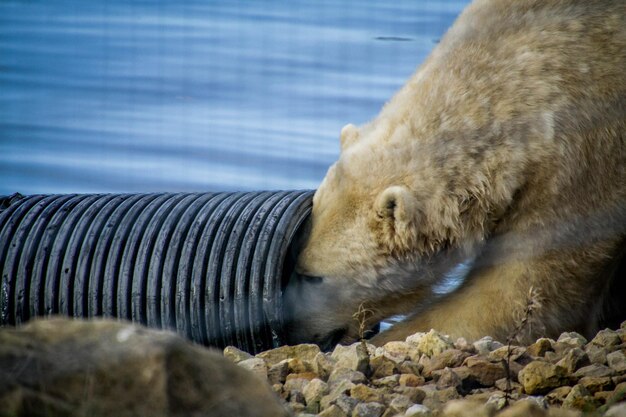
[284,122,479,349]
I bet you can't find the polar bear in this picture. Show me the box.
[284,0,625,349]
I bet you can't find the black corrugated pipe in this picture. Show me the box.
[0,191,313,353]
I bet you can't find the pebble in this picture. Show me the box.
[236,323,626,417]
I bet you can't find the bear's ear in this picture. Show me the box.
[340,123,359,151]
[374,185,419,228]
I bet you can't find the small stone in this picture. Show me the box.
[607,350,626,373]
[289,390,306,405]
[287,357,309,374]
[370,355,398,378]
[289,402,306,414]
[393,386,427,404]
[404,404,432,417]
[494,377,523,394]
[546,409,582,417]
[545,386,572,405]
[284,377,309,395]
[400,373,425,387]
[573,363,614,378]
[352,402,385,417]
[406,332,427,345]
[555,348,590,374]
[589,329,621,349]
[334,394,359,415]
[435,367,462,389]
[303,378,329,410]
[605,403,626,417]
[417,329,455,357]
[606,381,626,404]
[223,345,252,363]
[594,390,613,404]
[383,341,417,362]
[519,395,548,409]
[440,399,494,417]
[386,394,413,415]
[237,357,268,380]
[498,400,546,417]
[256,343,321,367]
[562,384,599,410]
[527,339,554,357]
[286,372,318,382]
[371,375,400,388]
[268,360,290,384]
[313,352,337,380]
[584,344,607,365]
[398,360,423,375]
[332,342,374,375]
[473,336,504,355]
[350,384,384,403]
[518,361,569,395]
[557,332,587,349]
[423,349,470,376]
[577,376,614,393]
[319,404,348,417]
[422,386,460,410]
[463,356,507,387]
[328,368,367,389]
[454,337,475,353]
[486,392,507,411]
[488,346,527,362]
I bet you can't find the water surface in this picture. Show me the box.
[0,1,470,194]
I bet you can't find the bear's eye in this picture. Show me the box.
[302,275,324,285]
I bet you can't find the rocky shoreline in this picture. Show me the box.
[227,324,626,417]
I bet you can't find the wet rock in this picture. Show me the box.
[518,361,569,394]
[527,339,554,358]
[223,345,252,363]
[555,348,589,374]
[352,402,386,417]
[0,318,289,417]
[606,350,626,373]
[238,357,268,380]
[473,336,504,355]
[416,330,455,357]
[256,343,321,367]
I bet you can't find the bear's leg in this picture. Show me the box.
[372,239,623,345]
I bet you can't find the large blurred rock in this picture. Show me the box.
[0,318,290,417]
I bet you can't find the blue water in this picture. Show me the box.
[0,1,469,195]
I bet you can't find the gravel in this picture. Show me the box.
[227,321,626,417]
